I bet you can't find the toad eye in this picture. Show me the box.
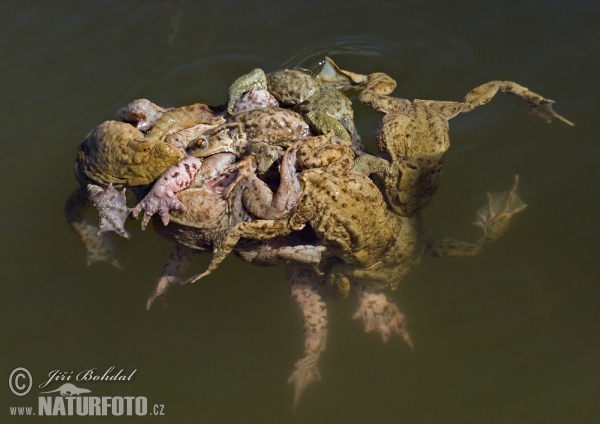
[195,136,208,149]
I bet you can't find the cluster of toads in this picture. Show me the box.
[65,57,573,409]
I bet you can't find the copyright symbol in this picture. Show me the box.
[9,367,32,396]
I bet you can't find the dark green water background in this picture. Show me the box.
[2,1,599,423]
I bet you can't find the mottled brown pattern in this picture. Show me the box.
[352,285,413,346]
[325,59,573,217]
[77,121,185,187]
[267,69,321,105]
[239,108,311,143]
[286,265,328,411]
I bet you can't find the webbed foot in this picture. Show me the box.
[87,183,131,238]
[288,354,321,412]
[317,57,369,90]
[461,81,574,126]
[71,220,123,269]
[287,266,328,412]
[352,286,413,347]
[474,175,527,243]
[147,245,195,310]
[131,156,202,230]
[65,187,122,269]
[514,97,575,126]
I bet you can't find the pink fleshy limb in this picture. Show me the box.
[131,156,202,230]
[352,286,413,348]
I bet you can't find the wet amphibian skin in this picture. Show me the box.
[227,63,361,148]
[130,150,325,309]
[227,68,279,114]
[76,121,185,187]
[66,56,573,411]
[180,130,530,407]
[76,102,225,187]
[69,101,225,267]
[191,131,398,294]
[187,107,310,174]
[321,58,574,216]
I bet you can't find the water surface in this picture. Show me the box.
[2,1,599,423]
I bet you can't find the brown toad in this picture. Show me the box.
[318,58,574,216]
[66,101,225,265]
[187,107,311,175]
[130,150,326,309]
[226,63,363,149]
[188,132,392,288]
[180,131,527,408]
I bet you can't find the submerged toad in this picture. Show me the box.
[66,57,573,412]
[129,146,326,309]
[179,131,527,407]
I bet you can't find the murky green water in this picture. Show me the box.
[2,1,599,422]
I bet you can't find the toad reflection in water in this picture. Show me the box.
[66,57,573,410]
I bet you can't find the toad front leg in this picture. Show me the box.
[235,238,326,274]
[64,187,122,268]
[286,265,328,412]
[131,156,202,230]
[87,183,131,238]
[184,219,297,284]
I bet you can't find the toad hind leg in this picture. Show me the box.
[183,219,296,284]
[427,175,527,257]
[147,245,196,310]
[467,81,574,125]
[286,265,328,412]
[241,140,303,220]
[352,286,413,348]
[428,81,574,125]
